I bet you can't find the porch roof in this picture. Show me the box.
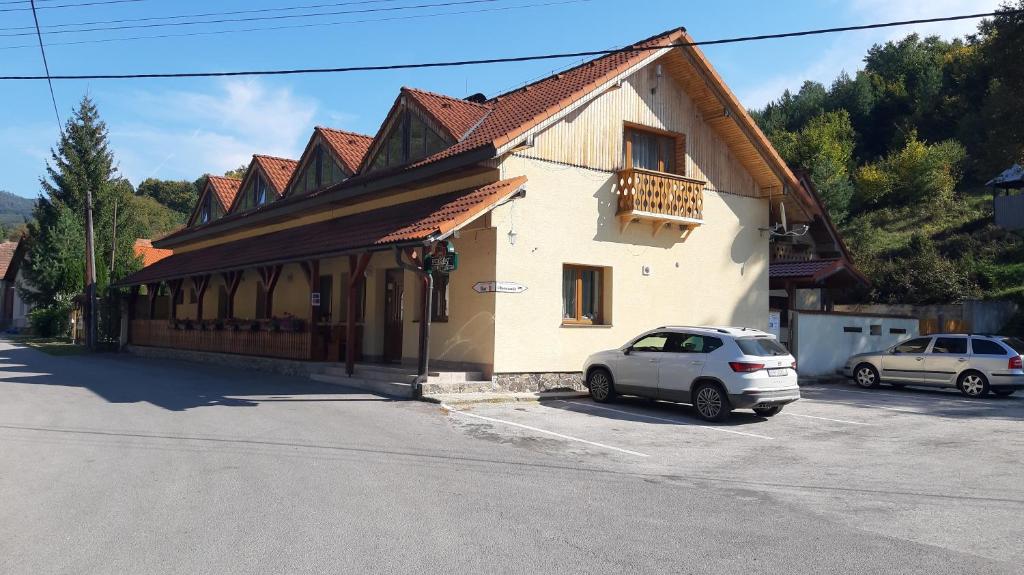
[119,176,526,286]
[769,257,869,289]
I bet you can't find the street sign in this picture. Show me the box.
[473,281,528,294]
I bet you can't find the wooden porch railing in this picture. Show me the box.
[616,167,705,235]
[129,320,312,361]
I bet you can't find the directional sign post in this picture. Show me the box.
[473,281,528,294]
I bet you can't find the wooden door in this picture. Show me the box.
[383,269,404,363]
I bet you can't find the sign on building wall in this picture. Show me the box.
[425,240,459,274]
[473,281,528,294]
[311,292,321,306]
[767,310,781,338]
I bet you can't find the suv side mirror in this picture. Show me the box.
[623,348,631,356]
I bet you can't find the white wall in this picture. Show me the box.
[794,312,919,377]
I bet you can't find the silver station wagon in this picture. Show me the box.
[842,334,1024,397]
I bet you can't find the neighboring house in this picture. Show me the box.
[0,239,33,331]
[120,27,836,391]
[133,239,173,267]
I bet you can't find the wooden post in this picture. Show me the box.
[346,253,371,375]
[169,279,184,320]
[192,275,211,321]
[222,271,243,319]
[128,285,139,321]
[146,282,160,319]
[258,265,283,318]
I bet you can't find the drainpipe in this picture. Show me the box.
[394,245,432,399]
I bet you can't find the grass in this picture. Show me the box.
[5,335,87,356]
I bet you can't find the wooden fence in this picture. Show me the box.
[129,320,311,360]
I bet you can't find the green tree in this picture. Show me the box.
[136,177,198,215]
[223,164,248,179]
[21,96,141,342]
[852,133,966,211]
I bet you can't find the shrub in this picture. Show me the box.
[28,304,72,338]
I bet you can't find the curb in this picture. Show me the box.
[421,390,588,407]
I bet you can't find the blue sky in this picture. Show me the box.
[0,0,1001,198]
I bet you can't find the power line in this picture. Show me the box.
[0,0,586,50]
[0,0,146,13]
[0,0,506,37]
[0,0,408,32]
[28,0,63,135]
[1,8,1019,80]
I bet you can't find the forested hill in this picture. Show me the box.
[751,4,1024,305]
[0,190,36,226]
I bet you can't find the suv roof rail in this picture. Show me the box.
[656,325,731,334]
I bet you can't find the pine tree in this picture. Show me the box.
[21,96,141,340]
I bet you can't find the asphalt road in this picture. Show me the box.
[1,340,1021,574]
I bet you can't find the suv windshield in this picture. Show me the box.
[1002,337,1024,354]
[736,337,789,357]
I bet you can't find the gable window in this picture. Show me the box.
[562,265,605,325]
[624,126,681,174]
[199,194,212,224]
[368,109,449,172]
[293,144,347,196]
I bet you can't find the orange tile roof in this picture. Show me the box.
[402,87,491,141]
[317,127,374,174]
[122,177,526,285]
[0,242,18,278]
[207,175,242,211]
[133,239,173,267]
[252,155,299,196]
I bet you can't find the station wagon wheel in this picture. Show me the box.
[693,383,731,422]
[587,368,615,403]
[957,371,989,398]
[854,364,880,389]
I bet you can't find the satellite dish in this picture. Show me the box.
[779,202,788,233]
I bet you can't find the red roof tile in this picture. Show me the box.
[402,87,491,141]
[316,127,374,174]
[207,175,242,211]
[0,242,18,277]
[252,155,298,196]
[122,176,527,285]
[133,239,173,267]
[769,259,840,279]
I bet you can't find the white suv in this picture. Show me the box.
[582,326,800,422]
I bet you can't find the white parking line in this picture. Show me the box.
[784,412,872,426]
[556,400,773,440]
[440,403,649,457]
[802,398,917,414]
[801,386,985,405]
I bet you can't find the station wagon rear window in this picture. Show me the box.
[971,338,1008,356]
[736,337,788,357]
[1001,337,1024,354]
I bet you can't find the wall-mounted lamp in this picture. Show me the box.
[507,228,518,246]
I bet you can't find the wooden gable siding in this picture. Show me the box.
[510,54,765,198]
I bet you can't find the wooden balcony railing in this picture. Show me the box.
[129,319,312,361]
[615,167,705,235]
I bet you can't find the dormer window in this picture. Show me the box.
[293,144,346,196]
[240,173,270,210]
[369,109,448,172]
[199,195,211,224]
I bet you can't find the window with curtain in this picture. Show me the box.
[562,265,604,324]
[625,127,678,174]
[431,274,449,322]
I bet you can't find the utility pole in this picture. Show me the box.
[84,187,97,350]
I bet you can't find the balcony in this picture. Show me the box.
[615,167,705,235]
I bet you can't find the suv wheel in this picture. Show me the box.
[693,383,731,422]
[753,405,783,417]
[587,368,615,403]
[854,364,880,389]
[958,371,989,398]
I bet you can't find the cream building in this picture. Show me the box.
[121,27,837,393]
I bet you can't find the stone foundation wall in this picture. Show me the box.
[125,345,325,377]
[493,372,586,393]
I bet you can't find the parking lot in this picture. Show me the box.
[443,383,1024,565]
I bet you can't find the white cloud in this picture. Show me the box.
[106,79,320,184]
[739,0,1002,108]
